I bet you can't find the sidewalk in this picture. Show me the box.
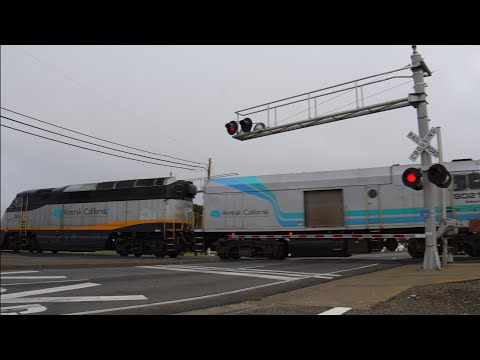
[178,263,480,315]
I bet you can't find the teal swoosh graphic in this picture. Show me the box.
[235,176,303,219]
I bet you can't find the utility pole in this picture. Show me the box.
[207,158,212,179]
[410,46,441,270]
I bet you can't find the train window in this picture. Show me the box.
[135,178,156,187]
[14,196,22,208]
[453,175,467,191]
[115,180,135,189]
[154,178,167,186]
[469,173,480,189]
[96,182,115,190]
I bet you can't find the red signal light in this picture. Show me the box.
[402,168,423,191]
[225,121,238,135]
[406,172,417,183]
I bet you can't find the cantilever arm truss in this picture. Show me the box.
[233,97,410,141]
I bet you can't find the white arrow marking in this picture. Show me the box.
[1,282,100,300]
[1,304,47,315]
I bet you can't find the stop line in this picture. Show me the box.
[137,264,343,281]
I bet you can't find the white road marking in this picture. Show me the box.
[236,268,341,278]
[2,295,148,304]
[138,265,296,281]
[0,271,39,275]
[1,304,47,315]
[64,279,297,315]
[1,282,100,299]
[167,265,310,277]
[0,272,148,313]
[1,279,90,286]
[330,264,379,273]
[140,265,341,280]
[318,307,352,315]
[1,276,67,280]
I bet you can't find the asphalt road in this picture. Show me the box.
[1,252,418,315]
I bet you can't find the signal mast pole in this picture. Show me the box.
[410,46,441,270]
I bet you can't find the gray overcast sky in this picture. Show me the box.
[1,45,479,214]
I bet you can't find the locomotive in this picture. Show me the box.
[1,176,197,257]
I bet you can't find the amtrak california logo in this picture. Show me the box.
[52,208,62,218]
[210,210,221,218]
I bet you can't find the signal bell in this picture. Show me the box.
[225,121,238,135]
[402,167,423,191]
[427,164,452,188]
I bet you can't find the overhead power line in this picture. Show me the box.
[0,106,205,166]
[10,46,190,150]
[1,115,206,170]
[0,124,203,172]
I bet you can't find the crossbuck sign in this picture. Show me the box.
[407,127,439,162]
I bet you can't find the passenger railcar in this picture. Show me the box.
[1,177,197,257]
[200,159,480,259]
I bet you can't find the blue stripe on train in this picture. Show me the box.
[345,213,479,225]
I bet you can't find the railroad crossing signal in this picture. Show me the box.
[225,118,266,136]
[407,127,440,161]
[402,164,452,190]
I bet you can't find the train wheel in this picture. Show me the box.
[154,252,165,258]
[37,248,44,253]
[268,244,286,260]
[51,250,59,254]
[168,251,179,258]
[385,238,398,252]
[133,252,142,257]
[117,251,128,256]
[465,247,479,257]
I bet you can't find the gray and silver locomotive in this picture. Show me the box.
[1,177,197,257]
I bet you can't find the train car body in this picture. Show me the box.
[201,159,480,259]
[1,177,197,257]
